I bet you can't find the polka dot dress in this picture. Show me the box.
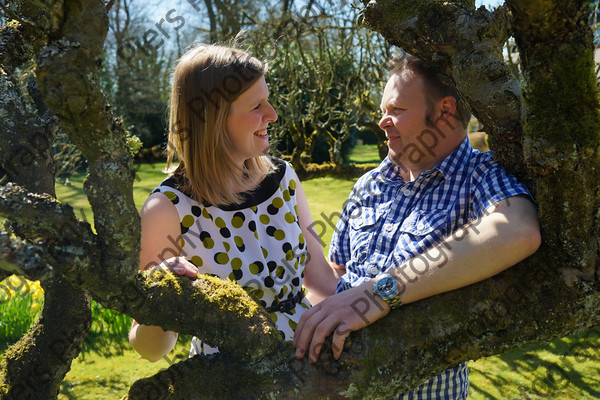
[152,159,310,356]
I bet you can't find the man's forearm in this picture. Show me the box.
[388,195,541,304]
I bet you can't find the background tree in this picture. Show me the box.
[102,0,172,149]
[242,0,390,178]
[1,0,599,399]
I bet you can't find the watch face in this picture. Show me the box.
[377,276,395,296]
[381,278,394,292]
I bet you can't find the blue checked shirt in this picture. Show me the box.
[329,136,531,400]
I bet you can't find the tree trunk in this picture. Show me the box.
[1,0,599,399]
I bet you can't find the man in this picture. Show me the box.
[293,55,541,399]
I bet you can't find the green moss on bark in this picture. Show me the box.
[523,49,600,150]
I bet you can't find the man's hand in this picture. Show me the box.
[293,281,390,362]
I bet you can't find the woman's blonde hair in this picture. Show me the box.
[166,44,274,205]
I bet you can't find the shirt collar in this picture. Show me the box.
[379,157,405,182]
[433,135,472,179]
[378,135,473,182]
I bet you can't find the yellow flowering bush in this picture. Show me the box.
[0,275,45,347]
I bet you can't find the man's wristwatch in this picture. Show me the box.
[373,273,403,309]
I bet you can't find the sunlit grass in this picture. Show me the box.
[348,143,381,164]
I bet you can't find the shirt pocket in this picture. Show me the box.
[348,206,380,230]
[348,206,381,258]
[398,209,450,239]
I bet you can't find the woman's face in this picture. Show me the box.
[226,75,278,166]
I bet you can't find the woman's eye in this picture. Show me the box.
[253,103,262,110]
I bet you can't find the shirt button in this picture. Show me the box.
[368,265,379,275]
[417,222,425,230]
[402,188,411,196]
[385,224,394,232]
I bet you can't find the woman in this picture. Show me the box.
[129,44,341,362]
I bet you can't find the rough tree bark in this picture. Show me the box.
[0,0,599,399]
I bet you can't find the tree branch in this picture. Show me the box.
[34,0,141,282]
[124,253,600,399]
[0,232,54,281]
[0,183,93,246]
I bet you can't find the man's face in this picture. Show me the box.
[379,73,439,173]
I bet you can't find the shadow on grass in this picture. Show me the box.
[59,375,128,400]
[476,325,600,399]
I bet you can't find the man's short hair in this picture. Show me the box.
[388,53,471,128]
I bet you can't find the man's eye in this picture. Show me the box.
[253,103,262,110]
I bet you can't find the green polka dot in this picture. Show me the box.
[299,233,305,244]
[262,247,268,258]
[289,179,297,190]
[283,189,291,202]
[294,205,298,215]
[282,285,289,296]
[191,256,203,267]
[215,217,226,228]
[164,191,178,202]
[285,212,295,224]
[250,206,258,213]
[300,254,306,264]
[251,289,264,299]
[181,215,194,228]
[301,301,309,309]
[223,242,231,252]
[286,250,295,261]
[272,197,284,209]
[203,237,214,249]
[228,272,236,281]
[234,236,244,248]
[288,318,297,333]
[231,215,244,228]
[274,229,285,241]
[254,231,259,240]
[202,208,212,220]
[231,257,242,270]
[276,266,285,278]
[269,312,278,322]
[259,214,270,224]
[215,252,229,264]
[249,263,259,275]
[289,308,296,315]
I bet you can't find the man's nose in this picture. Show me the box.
[379,115,392,130]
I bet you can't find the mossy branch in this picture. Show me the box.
[33,0,141,281]
[102,272,281,362]
[125,254,600,399]
[0,183,93,246]
[0,233,54,281]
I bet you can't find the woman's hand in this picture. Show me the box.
[150,256,199,278]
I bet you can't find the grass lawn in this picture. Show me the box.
[2,146,599,398]
[348,143,381,164]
